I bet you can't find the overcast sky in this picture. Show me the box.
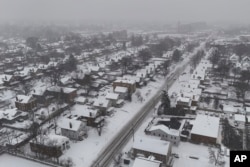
[0,0,249,24]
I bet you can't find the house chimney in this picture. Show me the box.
[16,96,18,101]
[89,112,92,117]
[69,122,72,129]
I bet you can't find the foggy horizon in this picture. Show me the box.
[0,0,250,25]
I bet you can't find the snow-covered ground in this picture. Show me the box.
[0,154,49,167]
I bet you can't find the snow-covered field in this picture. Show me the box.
[0,154,49,167]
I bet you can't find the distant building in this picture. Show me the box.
[112,30,128,41]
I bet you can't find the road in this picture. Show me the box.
[91,43,206,167]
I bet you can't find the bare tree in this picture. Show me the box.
[208,147,224,166]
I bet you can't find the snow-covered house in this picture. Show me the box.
[190,115,220,144]
[114,86,128,99]
[132,157,162,167]
[46,86,77,103]
[132,136,172,165]
[245,107,250,115]
[58,118,86,141]
[0,108,28,124]
[75,96,87,105]
[30,134,70,158]
[176,96,192,110]
[105,93,120,107]
[59,76,74,87]
[32,85,53,106]
[71,104,100,126]
[229,54,239,65]
[146,125,180,146]
[0,74,14,86]
[93,97,112,115]
[241,56,250,65]
[15,95,37,111]
[113,79,136,94]
[234,114,246,124]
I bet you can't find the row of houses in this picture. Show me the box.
[175,59,212,113]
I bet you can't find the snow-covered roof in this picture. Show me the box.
[31,134,69,147]
[133,136,170,155]
[105,93,119,100]
[16,95,34,103]
[223,104,236,113]
[177,96,191,103]
[234,114,246,122]
[32,85,47,96]
[148,124,179,136]
[191,115,220,139]
[93,97,110,108]
[75,96,87,103]
[114,86,128,93]
[132,157,161,167]
[114,79,136,84]
[229,54,239,61]
[122,75,140,83]
[47,86,76,94]
[0,108,27,120]
[58,118,82,131]
[60,76,73,85]
[0,74,13,85]
[71,104,99,118]
[246,107,250,113]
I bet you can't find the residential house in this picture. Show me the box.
[46,86,77,103]
[0,108,28,124]
[30,134,70,158]
[15,95,37,111]
[0,74,15,86]
[114,86,128,99]
[105,93,120,107]
[190,114,220,144]
[75,96,87,105]
[132,157,162,167]
[58,118,86,141]
[132,136,172,165]
[146,124,180,146]
[229,54,239,65]
[93,97,112,115]
[241,56,250,65]
[32,86,54,106]
[72,104,100,126]
[113,79,136,94]
[176,96,192,111]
